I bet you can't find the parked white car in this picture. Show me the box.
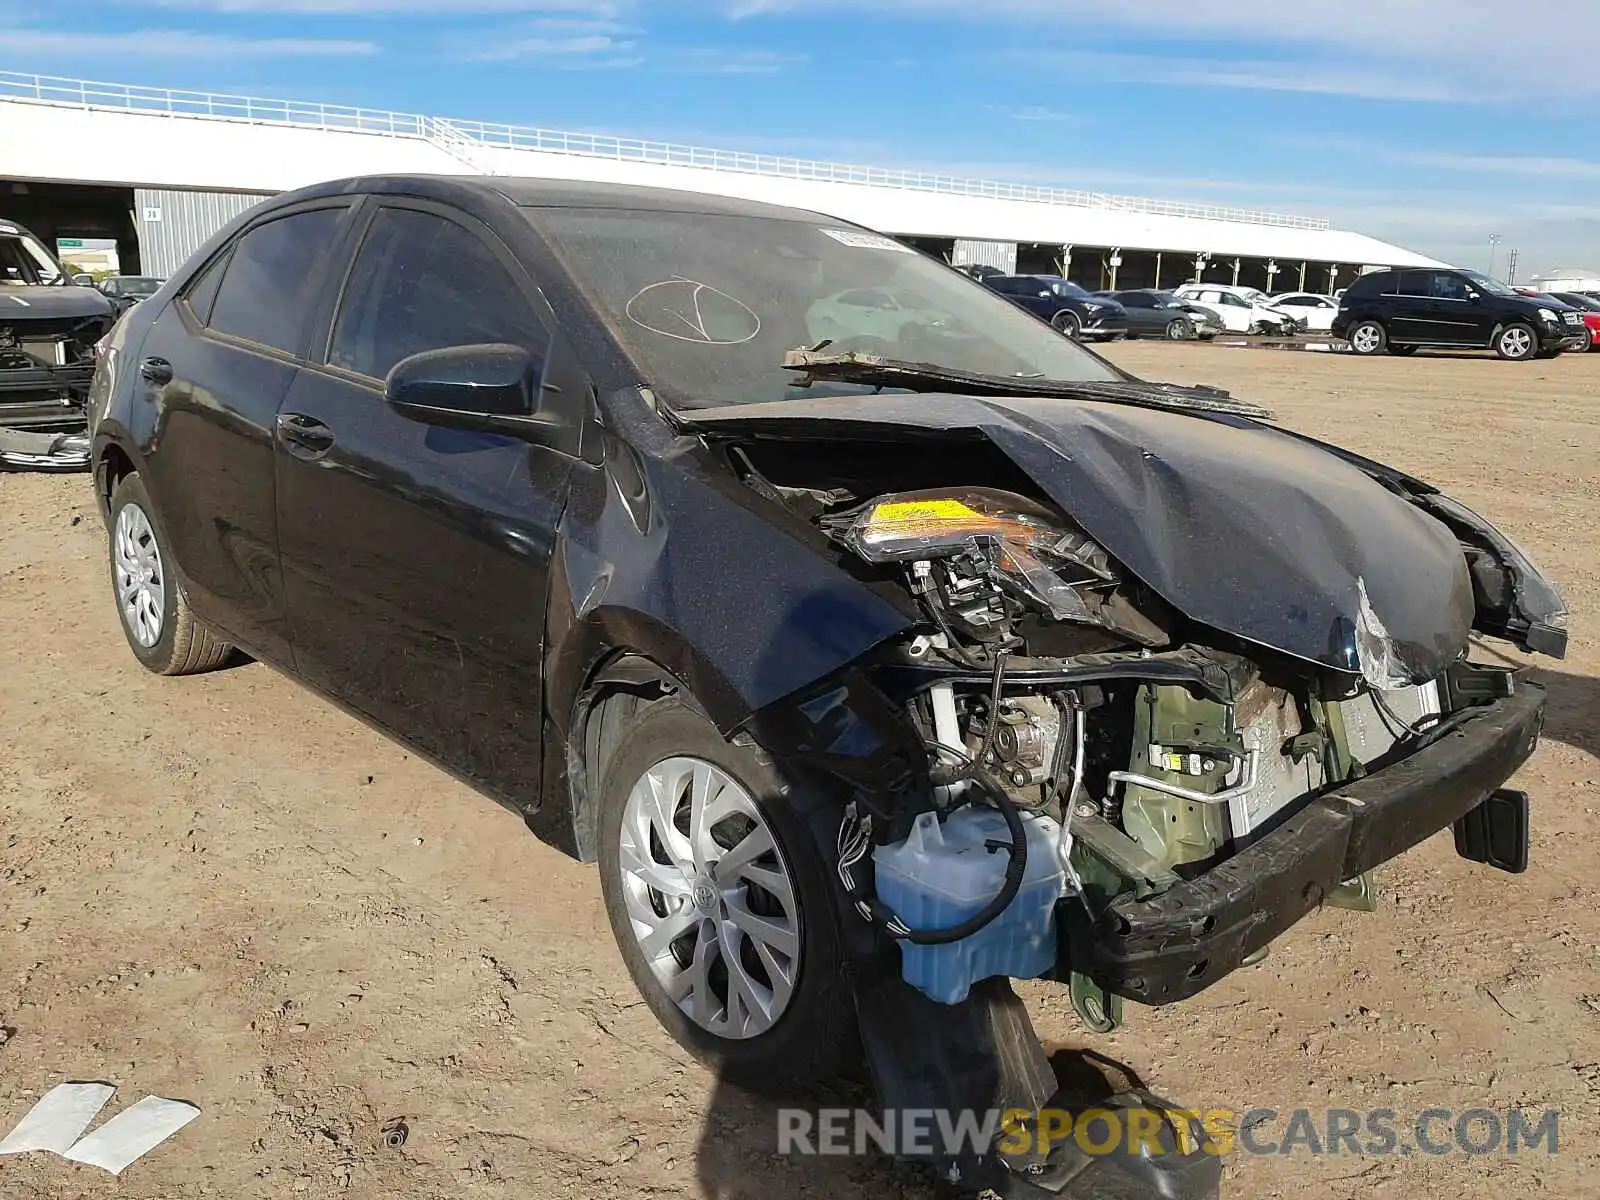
[1268,292,1340,332]
[1172,284,1301,334]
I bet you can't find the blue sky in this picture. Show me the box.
[4,1,1600,272]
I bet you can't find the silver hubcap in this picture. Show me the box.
[618,756,800,1039]
[114,502,165,648]
[1168,321,1186,339]
[1502,328,1532,357]
[1352,325,1381,352]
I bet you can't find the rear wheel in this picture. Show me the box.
[1052,310,1081,339]
[1347,320,1387,355]
[1495,323,1538,361]
[596,699,858,1091]
[108,473,233,676]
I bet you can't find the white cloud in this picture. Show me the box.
[670,47,808,73]
[0,27,376,55]
[989,104,1081,124]
[728,0,1600,98]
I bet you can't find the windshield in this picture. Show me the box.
[1042,278,1088,299]
[0,232,63,286]
[121,277,163,296]
[530,208,1120,407]
[1555,292,1600,311]
[1460,269,1519,298]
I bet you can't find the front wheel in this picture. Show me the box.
[107,473,234,676]
[1165,318,1194,341]
[1347,320,1387,355]
[597,699,858,1091]
[1495,323,1538,361]
[1052,310,1081,339]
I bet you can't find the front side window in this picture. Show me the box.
[531,209,1119,408]
[207,208,346,354]
[1459,269,1519,298]
[1429,273,1471,301]
[330,207,547,382]
[0,232,63,286]
[1397,271,1433,297]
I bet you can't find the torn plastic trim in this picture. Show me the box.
[1414,493,1568,658]
[1240,419,1568,660]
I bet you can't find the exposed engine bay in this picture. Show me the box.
[718,414,1563,1025]
[0,220,113,442]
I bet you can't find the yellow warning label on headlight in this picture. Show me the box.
[871,498,983,523]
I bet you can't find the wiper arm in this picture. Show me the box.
[781,349,1272,419]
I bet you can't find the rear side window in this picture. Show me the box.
[329,207,546,382]
[1342,273,1387,300]
[183,250,230,324]
[206,209,346,354]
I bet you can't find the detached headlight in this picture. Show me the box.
[821,488,1113,621]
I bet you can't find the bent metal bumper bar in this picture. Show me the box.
[1086,681,1546,1004]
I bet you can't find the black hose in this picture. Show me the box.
[866,768,1031,946]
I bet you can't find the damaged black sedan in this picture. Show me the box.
[0,218,110,471]
[90,177,1563,1127]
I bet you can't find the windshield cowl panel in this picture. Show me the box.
[529,208,1123,409]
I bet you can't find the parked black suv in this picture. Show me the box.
[1333,267,1587,360]
[981,274,1127,341]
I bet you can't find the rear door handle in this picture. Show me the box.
[276,412,336,456]
[139,356,173,385]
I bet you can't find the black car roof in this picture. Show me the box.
[275,174,838,224]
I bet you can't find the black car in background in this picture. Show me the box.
[99,275,166,316]
[1092,289,1220,340]
[0,217,113,433]
[1333,266,1588,360]
[980,274,1128,341]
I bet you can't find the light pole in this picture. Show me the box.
[1488,233,1501,278]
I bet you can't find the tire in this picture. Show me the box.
[1052,310,1081,339]
[1388,344,1419,356]
[1347,320,1387,355]
[1165,318,1194,341]
[596,699,858,1092]
[1578,328,1595,353]
[108,473,233,676]
[1495,323,1538,361]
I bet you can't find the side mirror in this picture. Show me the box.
[385,343,560,443]
[71,273,95,287]
[1466,290,1481,301]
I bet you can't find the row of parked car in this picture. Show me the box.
[965,266,1332,344]
[967,262,1600,363]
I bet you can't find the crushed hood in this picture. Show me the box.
[688,392,1474,684]
[0,285,113,324]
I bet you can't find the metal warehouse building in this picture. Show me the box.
[0,71,1446,291]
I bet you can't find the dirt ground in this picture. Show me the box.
[2,342,1597,1200]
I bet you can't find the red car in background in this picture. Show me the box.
[1546,292,1600,351]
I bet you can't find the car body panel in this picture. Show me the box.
[684,391,1476,685]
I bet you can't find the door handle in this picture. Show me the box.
[276,412,336,455]
[139,356,173,385]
